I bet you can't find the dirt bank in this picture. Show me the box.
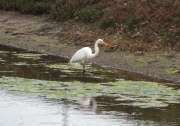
[0,11,180,82]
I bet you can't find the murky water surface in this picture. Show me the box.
[0,45,179,126]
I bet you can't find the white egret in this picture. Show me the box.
[69,39,108,73]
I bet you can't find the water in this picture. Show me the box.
[0,44,179,126]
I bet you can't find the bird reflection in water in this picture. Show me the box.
[78,97,97,112]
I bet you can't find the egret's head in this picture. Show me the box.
[97,39,108,45]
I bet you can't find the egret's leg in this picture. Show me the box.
[83,64,85,73]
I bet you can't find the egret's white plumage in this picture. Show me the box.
[69,39,108,72]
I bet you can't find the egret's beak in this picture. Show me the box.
[102,41,108,46]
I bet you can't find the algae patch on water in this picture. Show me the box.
[46,63,83,73]
[47,63,92,70]
[0,76,101,100]
[13,53,47,60]
[46,63,110,75]
[106,81,180,108]
[0,76,179,108]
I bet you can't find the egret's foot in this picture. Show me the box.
[83,70,86,74]
[83,70,102,75]
[89,71,102,75]
[82,70,91,74]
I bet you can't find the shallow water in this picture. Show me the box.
[0,45,179,126]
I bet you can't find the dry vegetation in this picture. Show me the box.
[0,0,179,52]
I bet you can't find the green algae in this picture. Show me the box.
[47,63,92,69]
[0,76,179,108]
[0,51,10,54]
[0,58,6,62]
[46,63,104,74]
[136,56,153,62]
[46,63,84,73]
[13,53,47,60]
[13,62,28,66]
[165,68,180,74]
[104,81,180,108]
[125,54,133,58]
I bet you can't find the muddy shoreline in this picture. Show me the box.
[0,11,179,83]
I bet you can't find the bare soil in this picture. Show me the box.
[0,11,179,82]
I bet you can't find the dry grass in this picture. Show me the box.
[0,0,179,52]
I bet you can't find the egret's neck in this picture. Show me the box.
[89,42,99,59]
[94,42,99,56]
